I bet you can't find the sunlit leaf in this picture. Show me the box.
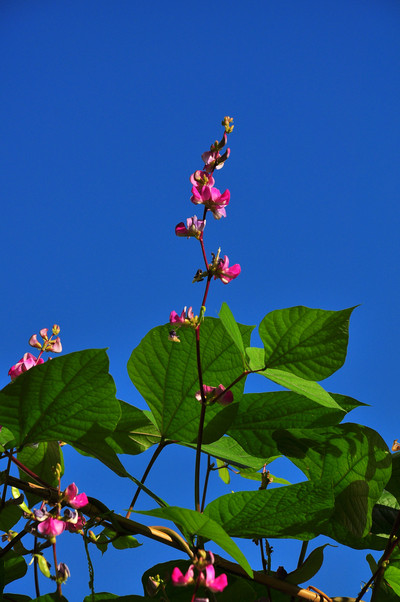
[259,306,355,380]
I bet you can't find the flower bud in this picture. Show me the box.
[52,324,60,335]
[57,562,70,583]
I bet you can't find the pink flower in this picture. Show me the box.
[37,516,65,539]
[48,337,62,353]
[171,565,195,587]
[8,353,44,381]
[190,170,215,190]
[29,334,42,349]
[213,255,241,284]
[195,385,234,406]
[191,186,230,220]
[201,565,228,593]
[175,216,205,239]
[29,328,62,353]
[64,483,89,509]
[169,306,194,325]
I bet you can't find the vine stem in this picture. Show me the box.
[125,441,167,519]
[194,324,207,513]
[53,542,62,598]
[356,507,400,601]
[34,536,40,598]
[6,451,52,488]
[0,449,13,509]
[200,455,212,512]
[297,541,309,568]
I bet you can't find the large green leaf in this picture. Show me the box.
[228,391,352,458]
[259,306,355,380]
[274,423,391,546]
[127,318,253,443]
[205,480,334,540]
[136,506,252,577]
[0,350,120,447]
[105,401,161,455]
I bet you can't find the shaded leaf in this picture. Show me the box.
[228,391,347,458]
[205,480,334,540]
[1,550,27,586]
[274,424,391,546]
[286,544,333,584]
[105,401,161,456]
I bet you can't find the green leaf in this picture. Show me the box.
[265,369,342,409]
[228,391,348,458]
[0,350,121,447]
[286,544,333,584]
[96,527,141,552]
[246,348,342,410]
[216,458,230,484]
[127,318,253,443]
[205,480,334,540]
[218,302,249,362]
[385,451,400,503]
[0,427,16,450]
[274,424,391,546]
[184,435,269,470]
[369,491,399,542]
[105,401,161,455]
[136,506,253,577]
[259,306,355,380]
[0,505,22,531]
[18,441,64,505]
[1,550,27,586]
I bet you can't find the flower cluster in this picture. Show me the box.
[8,325,62,381]
[31,482,88,543]
[171,551,227,597]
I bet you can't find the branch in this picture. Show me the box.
[4,476,366,602]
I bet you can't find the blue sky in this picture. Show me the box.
[1,0,400,599]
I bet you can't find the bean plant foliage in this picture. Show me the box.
[0,117,398,602]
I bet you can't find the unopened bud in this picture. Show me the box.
[57,562,70,583]
[146,574,164,597]
[52,324,60,336]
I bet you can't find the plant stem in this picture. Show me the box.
[194,325,207,513]
[53,542,62,598]
[200,455,213,512]
[357,508,400,602]
[125,441,167,518]
[34,536,40,598]
[6,451,51,487]
[0,449,13,510]
[297,541,308,568]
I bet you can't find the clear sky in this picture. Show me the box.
[1,0,400,599]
